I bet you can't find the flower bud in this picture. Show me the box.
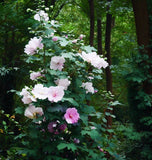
[45,7,49,11]
[52,36,58,41]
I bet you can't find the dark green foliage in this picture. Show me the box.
[11,11,119,159]
[0,2,37,158]
[125,51,152,159]
[0,110,25,159]
[0,0,35,113]
[1,0,152,159]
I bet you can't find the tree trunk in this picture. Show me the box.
[88,0,94,46]
[132,0,152,94]
[97,18,102,55]
[128,2,152,158]
[105,0,113,129]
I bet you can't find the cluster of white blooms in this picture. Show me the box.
[80,51,108,69]
[24,37,43,55]
[21,84,65,103]
[34,10,49,22]
[55,78,71,90]
[82,82,95,94]
[22,40,70,119]
[21,84,65,118]
[22,29,108,122]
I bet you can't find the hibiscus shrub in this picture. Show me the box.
[15,8,117,160]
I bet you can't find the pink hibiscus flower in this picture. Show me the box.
[64,108,80,124]
[47,86,64,102]
[52,36,58,41]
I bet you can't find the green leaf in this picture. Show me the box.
[81,105,96,114]
[89,112,103,119]
[62,98,79,106]
[81,114,88,126]
[29,127,38,138]
[110,101,122,106]
[8,89,20,96]
[45,27,54,36]
[58,37,69,46]
[81,45,97,52]
[81,129,100,141]
[47,105,65,112]
[25,56,42,63]
[45,155,67,160]
[111,114,116,118]
[88,150,99,159]
[93,75,103,79]
[57,143,77,152]
[92,69,103,74]
[107,129,114,133]
[2,121,6,125]
[102,118,107,123]
[62,52,76,61]
[47,69,68,76]
[105,112,111,116]
[15,107,24,114]
[15,134,27,140]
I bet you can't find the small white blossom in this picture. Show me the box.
[30,71,42,80]
[24,37,43,55]
[82,82,95,94]
[24,104,43,119]
[34,10,49,22]
[32,84,49,100]
[20,86,36,104]
[50,56,65,71]
[52,36,58,41]
[79,34,84,40]
[55,78,71,90]
[50,20,57,25]
[48,86,64,103]
[72,39,77,43]
[45,7,49,11]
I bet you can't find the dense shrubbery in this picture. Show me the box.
[1,1,152,160]
[11,8,119,160]
[126,52,152,160]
